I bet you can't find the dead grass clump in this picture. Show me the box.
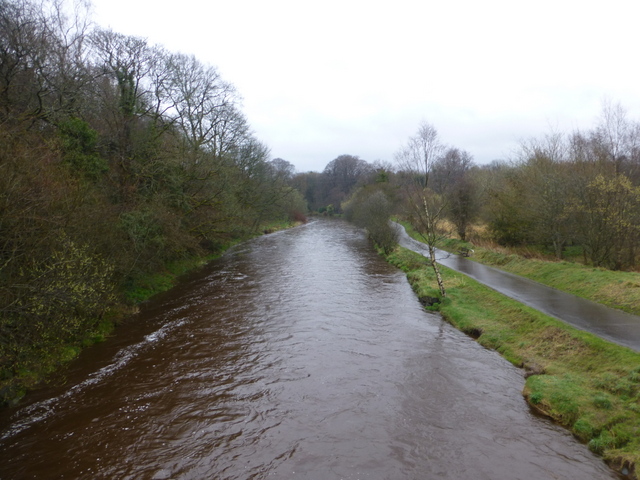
[530,326,593,361]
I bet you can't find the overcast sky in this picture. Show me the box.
[89,0,640,172]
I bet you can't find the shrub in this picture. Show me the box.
[344,186,398,253]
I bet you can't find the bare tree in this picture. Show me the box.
[0,0,92,124]
[395,121,447,297]
[165,53,239,155]
[269,158,295,182]
[593,100,640,181]
[89,28,156,165]
[431,147,478,241]
[515,131,572,258]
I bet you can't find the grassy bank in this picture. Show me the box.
[471,250,640,316]
[399,220,640,316]
[385,246,640,479]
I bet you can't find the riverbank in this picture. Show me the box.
[384,245,640,479]
[401,220,640,317]
[0,219,303,408]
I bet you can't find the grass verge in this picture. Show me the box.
[470,250,640,316]
[384,245,640,479]
[398,220,640,317]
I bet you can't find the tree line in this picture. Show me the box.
[0,0,305,402]
[307,102,640,297]
[482,102,640,271]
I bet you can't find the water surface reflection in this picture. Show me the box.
[0,219,618,479]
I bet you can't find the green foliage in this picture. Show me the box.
[58,117,108,179]
[489,215,532,246]
[119,209,165,253]
[22,234,115,319]
[0,232,118,405]
[344,184,399,253]
[569,174,640,269]
[124,272,175,304]
[529,392,543,405]
[593,392,614,410]
[0,0,314,406]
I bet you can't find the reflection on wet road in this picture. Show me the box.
[396,222,640,351]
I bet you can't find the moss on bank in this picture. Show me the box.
[384,246,640,479]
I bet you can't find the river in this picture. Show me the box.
[0,219,620,479]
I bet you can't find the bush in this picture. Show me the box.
[344,186,398,253]
[0,233,116,403]
[58,117,108,179]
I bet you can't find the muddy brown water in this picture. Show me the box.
[0,219,620,479]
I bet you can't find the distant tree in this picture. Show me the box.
[269,158,295,182]
[568,174,640,269]
[593,100,640,178]
[431,147,478,241]
[291,171,323,211]
[233,139,286,228]
[370,159,395,184]
[514,131,573,258]
[321,154,372,212]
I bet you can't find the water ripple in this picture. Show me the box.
[0,219,619,480]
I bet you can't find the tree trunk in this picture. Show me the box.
[428,245,446,298]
